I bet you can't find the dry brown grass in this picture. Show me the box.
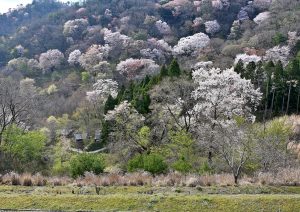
[2,169,300,187]
[257,168,300,186]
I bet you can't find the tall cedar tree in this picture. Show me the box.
[104,94,117,114]
[234,59,245,78]
[168,59,181,77]
[159,65,168,79]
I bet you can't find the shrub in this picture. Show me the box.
[70,154,105,178]
[143,153,168,175]
[172,157,192,174]
[127,154,144,172]
[128,153,168,175]
[199,162,214,175]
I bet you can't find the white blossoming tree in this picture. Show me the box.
[68,50,82,66]
[173,33,210,57]
[39,49,64,73]
[204,20,221,35]
[191,67,262,167]
[63,18,89,39]
[84,79,119,128]
[116,58,160,80]
[86,79,118,103]
[140,38,172,64]
[234,54,262,65]
[79,44,111,74]
[253,12,270,25]
[264,45,291,66]
[105,101,146,162]
[155,20,172,35]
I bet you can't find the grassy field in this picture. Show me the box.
[0,185,300,211]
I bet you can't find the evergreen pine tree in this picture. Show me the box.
[168,59,181,77]
[104,95,117,114]
[116,85,126,103]
[159,65,168,79]
[234,59,245,77]
[245,61,256,81]
[100,121,110,144]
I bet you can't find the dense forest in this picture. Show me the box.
[0,0,300,185]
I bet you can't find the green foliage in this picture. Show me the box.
[143,153,168,175]
[272,33,287,45]
[137,126,151,148]
[127,153,168,175]
[127,154,144,172]
[104,95,117,114]
[199,161,214,175]
[168,59,181,77]
[1,126,47,172]
[52,141,71,176]
[245,61,256,81]
[100,121,110,144]
[70,154,105,178]
[81,71,90,83]
[159,65,168,79]
[234,59,245,77]
[261,117,292,141]
[172,157,192,174]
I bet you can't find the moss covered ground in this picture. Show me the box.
[0,185,300,211]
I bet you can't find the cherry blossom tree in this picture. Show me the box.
[79,44,111,74]
[63,18,89,39]
[288,31,300,47]
[68,50,82,66]
[205,20,221,35]
[173,33,210,57]
[235,54,262,65]
[86,79,118,103]
[264,45,291,66]
[155,20,172,35]
[140,38,172,64]
[116,58,160,80]
[253,12,270,25]
[191,67,262,164]
[192,17,203,28]
[228,20,241,40]
[102,28,132,59]
[103,28,132,48]
[7,57,40,75]
[39,49,64,73]
[192,61,213,70]
[105,101,146,162]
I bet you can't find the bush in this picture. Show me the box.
[172,157,192,174]
[199,162,214,175]
[127,154,144,172]
[70,154,105,178]
[127,153,168,175]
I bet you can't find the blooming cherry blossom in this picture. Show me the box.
[86,79,118,103]
[173,33,210,57]
[116,58,160,80]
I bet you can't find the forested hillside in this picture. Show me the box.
[0,0,300,184]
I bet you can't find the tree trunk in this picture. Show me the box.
[234,175,239,185]
[297,88,300,114]
[281,95,285,114]
[208,151,212,166]
[269,90,275,118]
[263,79,269,131]
[286,83,292,115]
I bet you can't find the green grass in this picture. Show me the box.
[0,186,300,211]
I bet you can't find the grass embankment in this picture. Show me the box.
[0,186,300,211]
